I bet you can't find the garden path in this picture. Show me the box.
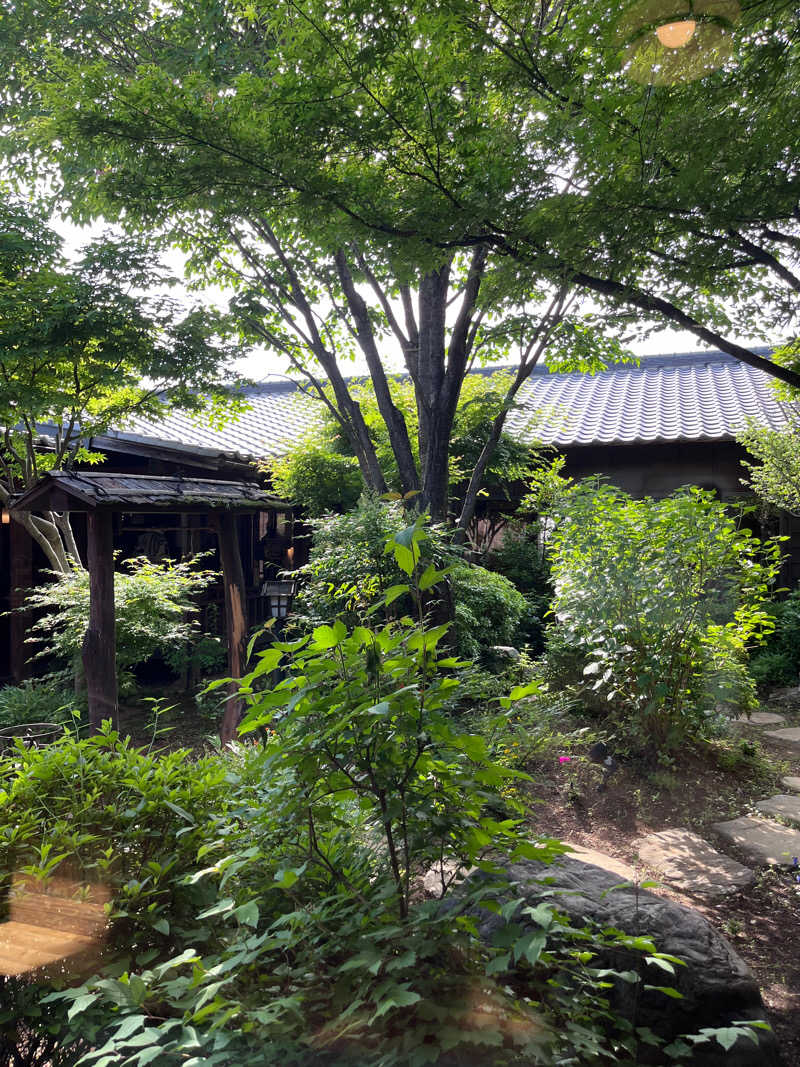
[635,711,800,893]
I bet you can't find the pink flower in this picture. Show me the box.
[559,756,572,764]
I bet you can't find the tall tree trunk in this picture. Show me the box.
[335,249,421,497]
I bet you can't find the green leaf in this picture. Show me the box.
[66,993,96,1021]
[234,900,260,927]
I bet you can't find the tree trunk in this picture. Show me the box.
[335,250,421,497]
[82,511,118,733]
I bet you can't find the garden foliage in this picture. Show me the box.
[294,497,526,661]
[748,586,800,689]
[0,678,81,729]
[21,555,219,677]
[0,520,770,1066]
[546,482,781,752]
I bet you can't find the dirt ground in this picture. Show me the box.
[526,712,800,1066]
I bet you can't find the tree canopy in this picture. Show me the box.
[0,197,241,568]
[2,0,798,526]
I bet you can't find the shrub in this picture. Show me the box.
[22,555,218,677]
[450,561,528,660]
[268,437,363,516]
[296,497,528,661]
[486,522,553,654]
[293,495,408,626]
[546,482,780,753]
[0,677,83,728]
[748,586,800,688]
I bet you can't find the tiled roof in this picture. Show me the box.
[101,381,316,462]
[507,351,794,447]
[98,351,794,463]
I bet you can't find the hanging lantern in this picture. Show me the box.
[618,0,741,85]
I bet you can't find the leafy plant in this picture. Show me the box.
[450,561,528,661]
[748,586,800,689]
[546,482,781,753]
[0,677,83,728]
[268,436,363,517]
[486,522,553,654]
[21,555,219,678]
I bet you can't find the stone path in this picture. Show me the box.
[734,711,786,726]
[763,727,800,753]
[635,707,800,896]
[712,816,800,867]
[637,828,753,898]
[755,794,800,826]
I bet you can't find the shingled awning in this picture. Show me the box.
[9,470,286,514]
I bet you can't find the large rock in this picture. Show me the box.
[453,855,780,1067]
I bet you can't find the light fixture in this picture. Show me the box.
[656,19,696,48]
[618,0,741,85]
[1,508,9,525]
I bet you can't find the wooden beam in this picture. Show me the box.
[82,512,118,733]
[9,519,33,682]
[214,512,248,745]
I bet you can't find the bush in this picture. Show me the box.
[268,438,363,516]
[22,555,218,677]
[293,495,408,626]
[0,677,83,728]
[450,561,528,660]
[545,482,780,753]
[748,586,800,688]
[296,498,528,661]
[486,522,553,654]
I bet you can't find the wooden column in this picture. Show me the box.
[214,511,248,745]
[9,518,33,682]
[82,511,118,733]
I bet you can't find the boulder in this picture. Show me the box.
[450,854,780,1066]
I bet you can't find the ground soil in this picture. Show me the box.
[523,703,800,1066]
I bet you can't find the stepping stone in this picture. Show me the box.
[637,829,753,898]
[755,794,800,827]
[763,727,800,752]
[781,776,800,793]
[733,711,785,725]
[712,815,800,866]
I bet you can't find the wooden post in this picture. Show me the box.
[9,518,33,682]
[214,511,248,745]
[82,511,118,733]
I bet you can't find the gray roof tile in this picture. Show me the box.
[101,351,794,462]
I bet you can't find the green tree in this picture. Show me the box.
[0,198,241,570]
[22,554,219,680]
[4,0,798,390]
[1,0,640,530]
[740,419,800,516]
[271,370,547,546]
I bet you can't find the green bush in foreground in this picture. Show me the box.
[546,482,781,753]
[0,521,770,1066]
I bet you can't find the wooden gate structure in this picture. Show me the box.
[9,471,286,743]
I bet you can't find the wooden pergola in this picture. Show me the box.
[10,471,287,743]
